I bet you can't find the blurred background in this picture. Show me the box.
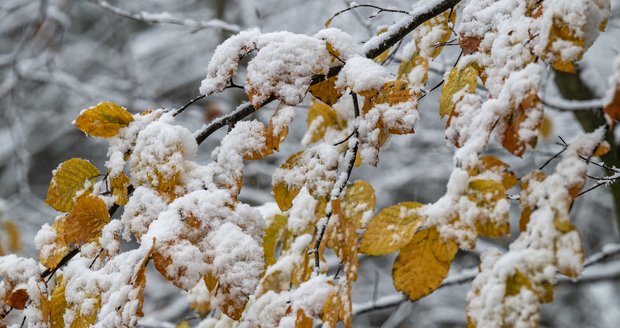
[1,0,620,327]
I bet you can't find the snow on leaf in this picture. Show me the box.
[50,276,67,328]
[273,151,304,211]
[62,195,110,245]
[74,102,134,138]
[360,202,424,256]
[501,91,544,157]
[109,172,130,206]
[306,102,346,144]
[392,226,458,301]
[439,64,478,118]
[45,158,100,212]
[342,180,376,229]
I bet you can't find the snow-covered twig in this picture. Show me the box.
[313,93,360,270]
[89,0,240,33]
[540,95,605,112]
[326,4,410,27]
[352,244,620,315]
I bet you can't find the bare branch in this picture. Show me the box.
[352,243,620,315]
[89,0,240,33]
[540,95,605,112]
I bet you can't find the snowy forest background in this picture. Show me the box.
[1,0,620,327]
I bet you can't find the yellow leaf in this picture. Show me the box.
[204,273,218,293]
[360,202,424,256]
[505,271,532,296]
[342,180,376,229]
[7,288,29,310]
[593,141,610,157]
[309,76,342,106]
[393,226,458,301]
[4,221,21,253]
[263,214,288,268]
[176,321,191,328]
[110,172,130,206]
[45,158,100,212]
[50,277,67,328]
[273,152,304,211]
[539,114,553,140]
[321,290,340,327]
[307,102,345,144]
[62,196,110,245]
[74,102,134,138]
[468,179,505,203]
[69,295,100,328]
[439,64,478,117]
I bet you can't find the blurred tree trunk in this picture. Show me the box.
[554,70,620,230]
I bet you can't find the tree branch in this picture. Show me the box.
[313,93,360,271]
[352,243,620,315]
[89,0,240,33]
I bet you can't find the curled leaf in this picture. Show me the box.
[45,158,100,212]
[74,102,134,138]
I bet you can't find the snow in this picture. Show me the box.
[335,56,392,93]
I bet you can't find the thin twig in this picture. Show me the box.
[313,93,360,271]
[88,0,240,33]
[326,4,410,27]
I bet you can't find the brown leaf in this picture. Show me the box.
[7,288,29,310]
[110,172,130,206]
[63,196,110,245]
[4,221,21,253]
[309,76,342,106]
[604,89,620,122]
[501,91,543,157]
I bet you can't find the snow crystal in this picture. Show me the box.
[335,56,392,93]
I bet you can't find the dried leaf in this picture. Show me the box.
[321,290,340,327]
[7,288,29,310]
[360,202,424,256]
[439,64,478,118]
[342,180,376,229]
[273,152,304,211]
[392,226,458,301]
[309,76,342,106]
[501,91,543,157]
[604,89,620,122]
[459,35,482,55]
[45,158,100,212]
[74,102,134,138]
[63,196,110,245]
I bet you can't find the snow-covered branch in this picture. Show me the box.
[541,95,606,112]
[89,0,240,33]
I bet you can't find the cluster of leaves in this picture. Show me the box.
[0,0,618,327]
